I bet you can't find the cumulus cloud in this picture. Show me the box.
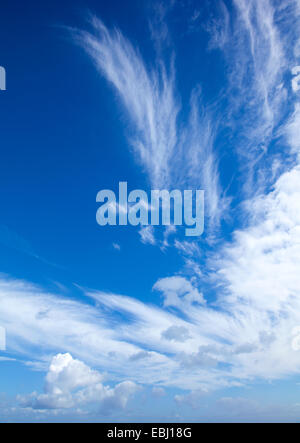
[153,276,205,308]
[178,346,219,369]
[19,353,138,413]
[161,326,191,343]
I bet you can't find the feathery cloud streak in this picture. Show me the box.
[75,16,225,225]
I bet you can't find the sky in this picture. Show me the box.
[1,0,300,423]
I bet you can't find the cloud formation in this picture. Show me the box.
[75,16,225,226]
[19,353,138,413]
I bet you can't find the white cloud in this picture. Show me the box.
[292,66,300,92]
[219,0,290,198]
[19,353,138,412]
[161,225,176,249]
[76,17,179,189]
[139,226,156,245]
[294,38,300,58]
[45,353,103,395]
[205,1,230,51]
[285,102,300,156]
[0,277,142,371]
[129,351,152,362]
[161,326,191,343]
[148,0,175,49]
[176,88,228,225]
[75,17,225,226]
[0,326,5,351]
[174,240,200,257]
[178,346,219,369]
[153,276,205,308]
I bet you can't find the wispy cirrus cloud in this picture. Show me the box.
[74,15,226,226]
[139,226,156,246]
[210,0,290,198]
[75,16,179,189]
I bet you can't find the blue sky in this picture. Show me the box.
[1,0,300,422]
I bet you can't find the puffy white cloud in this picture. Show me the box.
[44,353,103,396]
[178,347,219,370]
[153,276,205,308]
[161,326,191,343]
[19,354,138,413]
